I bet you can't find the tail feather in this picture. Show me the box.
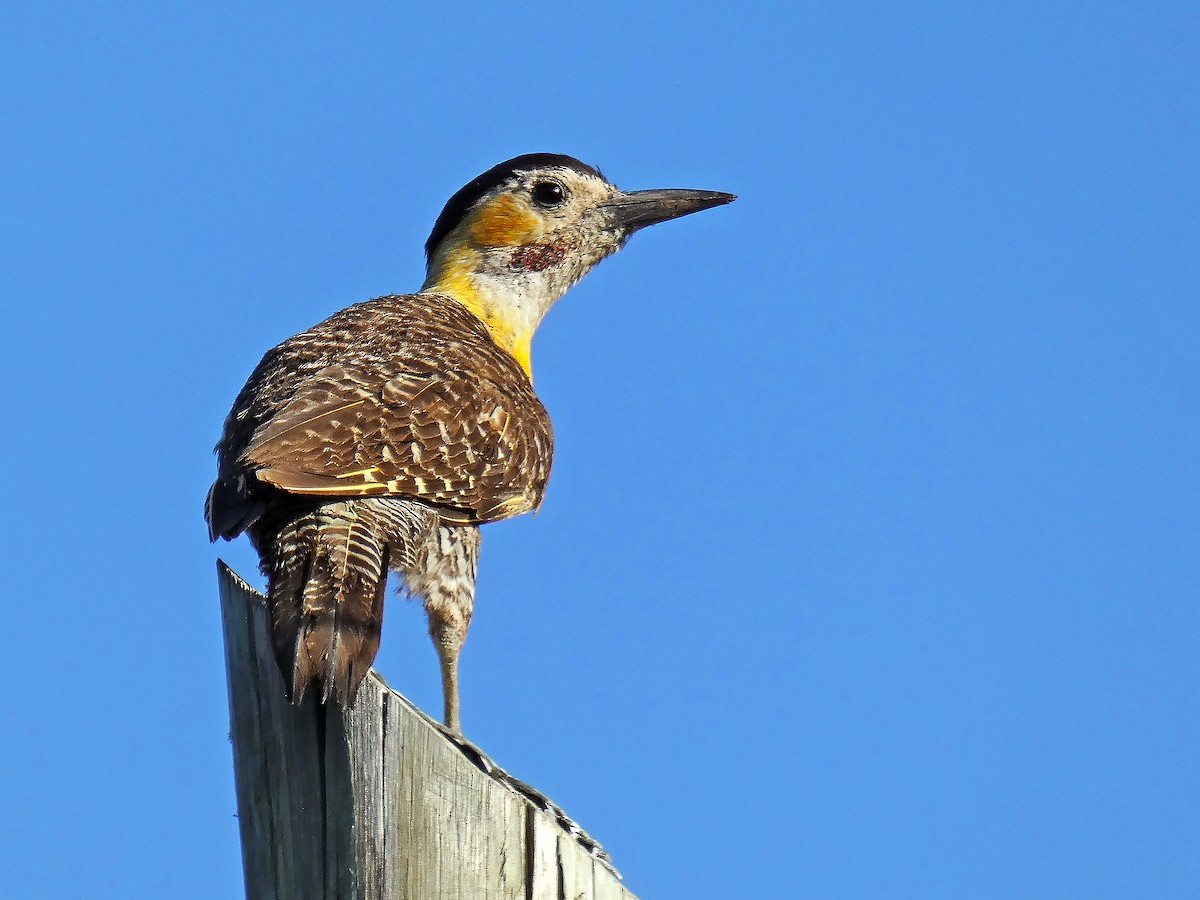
[264,502,391,706]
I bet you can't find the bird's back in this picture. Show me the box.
[207,291,554,541]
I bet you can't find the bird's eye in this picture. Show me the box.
[531,180,566,208]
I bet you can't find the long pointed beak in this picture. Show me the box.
[600,188,736,234]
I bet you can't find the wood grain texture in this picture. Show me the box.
[218,561,633,900]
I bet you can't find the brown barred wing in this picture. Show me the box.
[241,359,553,525]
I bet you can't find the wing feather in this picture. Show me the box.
[227,295,553,525]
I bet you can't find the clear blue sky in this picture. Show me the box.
[2,3,1196,898]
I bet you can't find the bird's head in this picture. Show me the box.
[421,153,734,376]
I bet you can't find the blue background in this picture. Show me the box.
[2,3,1196,897]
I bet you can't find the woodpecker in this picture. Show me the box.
[206,153,734,733]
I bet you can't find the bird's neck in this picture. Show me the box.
[423,245,560,378]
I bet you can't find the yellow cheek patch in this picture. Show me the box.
[469,195,539,247]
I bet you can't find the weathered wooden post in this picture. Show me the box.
[218,562,636,900]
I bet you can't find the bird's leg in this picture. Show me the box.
[406,523,481,735]
[430,615,466,733]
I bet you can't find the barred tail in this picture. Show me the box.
[264,501,391,706]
